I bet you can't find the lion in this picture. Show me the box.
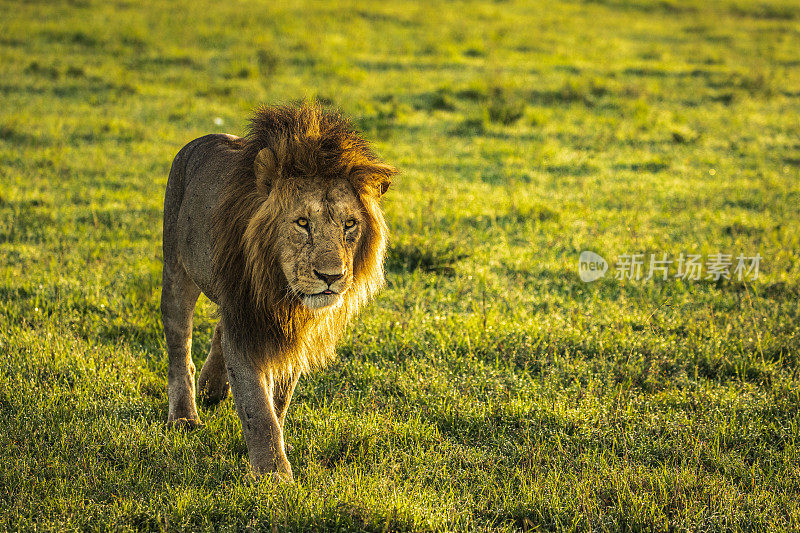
[161,104,396,481]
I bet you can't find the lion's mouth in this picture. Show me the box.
[299,289,343,310]
[304,289,336,297]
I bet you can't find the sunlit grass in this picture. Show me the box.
[1,0,799,530]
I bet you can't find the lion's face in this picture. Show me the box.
[277,178,364,311]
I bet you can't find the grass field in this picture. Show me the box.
[2,0,800,530]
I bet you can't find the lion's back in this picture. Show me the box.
[163,134,242,302]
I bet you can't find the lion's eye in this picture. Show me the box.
[296,217,309,228]
[344,219,357,229]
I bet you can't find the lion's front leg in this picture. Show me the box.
[222,332,293,481]
[162,261,203,428]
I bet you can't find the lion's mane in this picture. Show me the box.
[211,105,396,375]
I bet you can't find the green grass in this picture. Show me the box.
[1,0,799,530]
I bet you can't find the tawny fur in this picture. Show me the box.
[161,104,396,479]
[211,105,396,375]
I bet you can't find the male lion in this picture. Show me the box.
[161,104,396,481]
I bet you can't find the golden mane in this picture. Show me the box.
[210,104,397,375]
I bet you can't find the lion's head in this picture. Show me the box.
[211,104,396,369]
[248,176,364,311]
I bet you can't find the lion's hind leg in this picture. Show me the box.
[273,373,300,452]
[198,321,230,404]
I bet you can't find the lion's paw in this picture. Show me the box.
[247,461,294,483]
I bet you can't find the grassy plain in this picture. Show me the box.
[1,0,799,530]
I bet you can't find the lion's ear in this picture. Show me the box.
[378,177,391,195]
[377,164,397,196]
[363,163,396,197]
[254,147,280,194]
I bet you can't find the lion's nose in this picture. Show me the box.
[313,269,344,286]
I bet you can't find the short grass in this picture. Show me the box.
[1,0,800,530]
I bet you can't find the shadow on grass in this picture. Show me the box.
[386,241,468,276]
[353,59,483,73]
